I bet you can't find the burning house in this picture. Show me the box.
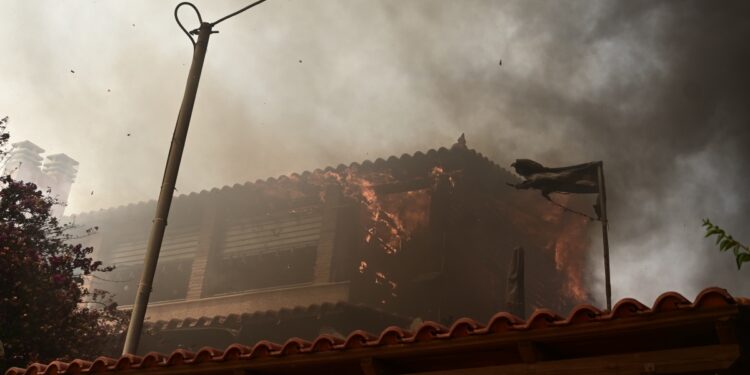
[71,138,590,353]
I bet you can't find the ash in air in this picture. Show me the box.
[0,0,748,305]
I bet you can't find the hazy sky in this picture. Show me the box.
[2,1,749,305]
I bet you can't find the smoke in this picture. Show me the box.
[1,0,748,305]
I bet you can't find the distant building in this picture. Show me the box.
[3,140,79,218]
[71,141,585,353]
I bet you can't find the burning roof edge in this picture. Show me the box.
[6,287,748,375]
[68,145,515,221]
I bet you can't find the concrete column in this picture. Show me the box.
[313,186,343,284]
[185,203,220,300]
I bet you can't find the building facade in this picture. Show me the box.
[70,142,586,352]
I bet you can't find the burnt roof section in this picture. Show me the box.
[7,287,749,375]
[69,145,517,222]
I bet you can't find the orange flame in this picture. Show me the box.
[542,195,590,303]
[267,166,441,303]
[314,169,428,255]
[553,216,589,302]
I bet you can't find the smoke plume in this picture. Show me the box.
[1,0,748,304]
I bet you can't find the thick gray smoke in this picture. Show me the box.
[1,0,748,304]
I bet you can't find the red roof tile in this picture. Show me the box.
[6,287,748,375]
[142,301,408,333]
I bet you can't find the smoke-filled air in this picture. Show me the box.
[1,0,748,308]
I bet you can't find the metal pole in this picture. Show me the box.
[597,162,612,311]
[122,21,214,355]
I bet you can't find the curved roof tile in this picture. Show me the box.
[247,341,280,359]
[8,287,746,375]
[652,291,691,312]
[343,330,376,349]
[486,311,523,333]
[692,286,736,308]
[279,338,309,356]
[524,309,564,330]
[376,326,411,346]
[219,344,252,361]
[412,321,448,342]
[309,335,343,353]
[448,318,483,338]
[564,304,603,325]
[190,347,221,364]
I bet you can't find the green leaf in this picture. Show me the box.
[719,239,732,251]
[705,227,722,238]
[735,252,750,270]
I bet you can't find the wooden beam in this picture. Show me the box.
[517,341,542,363]
[107,344,740,375]
[360,357,396,375]
[408,344,740,375]
[715,317,739,345]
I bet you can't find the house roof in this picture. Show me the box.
[69,143,516,221]
[7,287,749,375]
[143,301,411,333]
[136,302,415,356]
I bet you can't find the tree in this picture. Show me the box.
[0,117,127,372]
[703,218,750,270]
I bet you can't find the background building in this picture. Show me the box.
[3,140,79,218]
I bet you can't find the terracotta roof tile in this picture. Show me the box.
[69,145,511,220]
[485,311,523,333]
[563,304,602,325]
[411,321,448,342]
[143,302,408,334]
[112,355,136,371]
[523,309,564,330]
[7,287,748,375]
[447,317,484,338]
[342,330,376,349]
[609,297,650,319]
[309,335,343,352]
[216,344,247,361]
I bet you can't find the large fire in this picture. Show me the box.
[266,163,591,307]
[309,168,435,255]
[298,166,439,303]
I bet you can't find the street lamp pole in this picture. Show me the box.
[122,1,268,355]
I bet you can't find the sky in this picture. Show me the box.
[1,0,749,306]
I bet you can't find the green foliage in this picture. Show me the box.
[703,218,750,270]
[0,118,128,372]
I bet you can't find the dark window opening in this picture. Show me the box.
[95,259,192,305]
[207,246,316,295]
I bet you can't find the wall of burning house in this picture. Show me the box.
[71,146,590,352]
[338,147,589,323]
